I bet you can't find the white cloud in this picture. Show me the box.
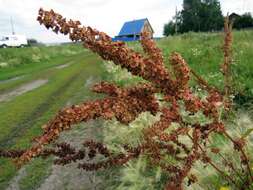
[0,0,252,43]
[221,0,253,15]
[0,0,179,43]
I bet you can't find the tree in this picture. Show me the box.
[163,21,176,36]
[199,0,223,31]
[163,0,224,35]
[233,13,253,29]
[163,9,182,36]
[181,0,202,32]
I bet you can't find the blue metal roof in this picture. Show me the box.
[118,18,147,36]
[112,36,140,42]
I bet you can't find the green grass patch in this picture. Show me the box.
[0,51,105,189]
[0,45,88,81]
[97,30,253,189]
[127,30,253,102]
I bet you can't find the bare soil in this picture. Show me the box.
[37,121,103,190]
[55,63,71,69]
[0,79,48,102]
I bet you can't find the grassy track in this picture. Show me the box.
[0,45,86,93]
[0,48,105,189]
[0,44,84,70]
[0,55,74,93]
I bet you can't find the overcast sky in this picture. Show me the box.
[0,0,252,43]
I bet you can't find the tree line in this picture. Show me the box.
[164,0,253,36]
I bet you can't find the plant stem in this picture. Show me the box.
[187,133,239,187]
[223,130,253,183]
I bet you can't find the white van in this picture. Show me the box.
[0,35,28,48]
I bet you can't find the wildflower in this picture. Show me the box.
[219,187,230,190]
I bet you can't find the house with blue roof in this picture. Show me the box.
[113,18,154,42]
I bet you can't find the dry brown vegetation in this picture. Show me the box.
[1,9,252,190]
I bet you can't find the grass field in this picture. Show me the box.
[102,30,253,190]
[0,44,106,189]
[0,29,252,190]
[159,30,253,102]
[127,29,253,106]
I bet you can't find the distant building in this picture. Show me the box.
[113,18,154,42]
[229,13,240,22]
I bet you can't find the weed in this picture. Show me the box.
[1,9,253,190]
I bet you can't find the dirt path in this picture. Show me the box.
[0,79,48,102]
[55,63,71,69]
[5,121,103,190]
[37,121,103,190]
[5,168,27,190]
[36,78,103,190]
[0,70,82,148]
[3,56,105,190]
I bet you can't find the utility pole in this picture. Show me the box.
[175,6,178,35]
[10,17,15,35]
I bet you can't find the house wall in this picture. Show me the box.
[142,21,153,38]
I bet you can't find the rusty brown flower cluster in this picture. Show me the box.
[0,9,252,190]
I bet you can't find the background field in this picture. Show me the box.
[0,30,252,190]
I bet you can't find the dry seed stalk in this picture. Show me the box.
[0,8,252,190]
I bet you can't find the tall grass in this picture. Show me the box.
[97,30,253,190]
[0,44,84,68]
[159,30,253,104]
[128,30,253,105]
